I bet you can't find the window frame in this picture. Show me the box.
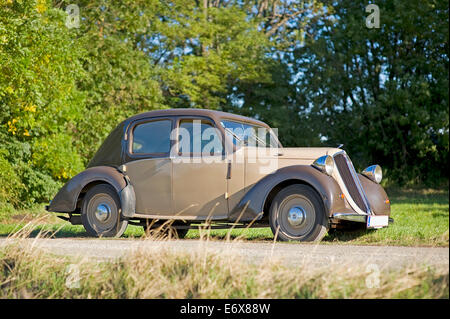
[175,116,226,157]
[127,117,174,159]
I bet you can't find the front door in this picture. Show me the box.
[172,117,228,220]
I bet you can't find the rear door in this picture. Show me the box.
[125,117,173,216]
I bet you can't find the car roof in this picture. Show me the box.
[88,108,275,168]
[123,108,270,128]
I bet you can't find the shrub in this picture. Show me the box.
[0,133,62,208]
[0,152,23,207]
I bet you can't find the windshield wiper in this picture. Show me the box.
[224,127,243,144]
[251,133,267,147]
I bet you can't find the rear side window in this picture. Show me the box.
[132,120,172,154]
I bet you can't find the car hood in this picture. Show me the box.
[275,147,342,162]
[241,146,343,168]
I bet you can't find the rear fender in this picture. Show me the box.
[47,166,136,217]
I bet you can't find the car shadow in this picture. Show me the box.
[322,229,377,242]
[0,222,377,241]
[0,224,89,239]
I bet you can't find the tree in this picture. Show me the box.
[0,0,86,180]
[53,0,165,161]
[294,0,449,185]
[0,0,85,205]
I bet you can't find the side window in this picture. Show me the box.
[220,120,245,146]
[221,120,279,148]
[178,119,223,156]
[132,119,172,154]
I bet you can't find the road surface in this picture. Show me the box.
[1,238,448,270]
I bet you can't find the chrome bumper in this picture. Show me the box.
[332,213,394,224]
[332,213,367,223]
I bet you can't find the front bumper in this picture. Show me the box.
[332,213,394,228]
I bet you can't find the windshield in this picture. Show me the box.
[220,119,281,149]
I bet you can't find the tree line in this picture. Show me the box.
[0,0,448,208]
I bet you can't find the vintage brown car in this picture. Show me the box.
[46,108,392,241]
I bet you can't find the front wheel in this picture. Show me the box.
[269,184,328,242]
[81,184,128,237]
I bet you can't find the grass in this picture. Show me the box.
[323,188,449,246]
[0,232,448,299]
[0,189,448,299]
[0,187,448,246]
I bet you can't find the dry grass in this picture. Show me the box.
[0,221,448,299]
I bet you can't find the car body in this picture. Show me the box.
[46,108,392,241]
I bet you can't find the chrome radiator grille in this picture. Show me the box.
[333,153,370,214]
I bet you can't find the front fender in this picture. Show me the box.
[228,165,346,222]
[358,174,391,216]
[47,166,129,214]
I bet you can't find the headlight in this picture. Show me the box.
[312,155,335,176]
[362,165,382,183]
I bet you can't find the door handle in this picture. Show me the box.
[226,161,232,179]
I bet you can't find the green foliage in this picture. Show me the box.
[0,151,23,208]
[293,0,449,185]
[32,134,84,180]
[0,132,62,207]
[19,165,62,205]
[0,0,80,206]
[0,0,86,138]
[160,5,273,109]
[67,0,165,160]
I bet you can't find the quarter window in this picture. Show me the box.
[132,120,172,154]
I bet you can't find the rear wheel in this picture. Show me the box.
[81,184,128,237]
[269,184,328,242]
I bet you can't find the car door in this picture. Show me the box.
[124,117,174,216]
[171,117,228,220]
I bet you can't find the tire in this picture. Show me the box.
[143,221,188,239]
[81,184,128,237]
[269,184,328,242]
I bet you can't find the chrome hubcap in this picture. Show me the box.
[278,193,316,239]
[95,203,111,222]
[287,206,306,226]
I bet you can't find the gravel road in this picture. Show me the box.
[1,238,448,270]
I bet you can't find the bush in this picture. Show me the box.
[0,133,62,208]
[0,152,23,207]
[32,134,84,181]
[19,166,62,205]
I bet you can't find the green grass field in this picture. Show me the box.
[0,188,448,247]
